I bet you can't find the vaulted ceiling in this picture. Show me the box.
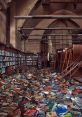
[9,0,82,52]
[0,0,13,10]
[21,0,82,37]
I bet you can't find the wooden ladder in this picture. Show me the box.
[62,48,73,72]
[61,56,82,78]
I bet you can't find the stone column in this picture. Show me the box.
[0,10,6,44]
[10,0,16,48]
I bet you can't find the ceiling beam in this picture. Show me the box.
[42,0,82,5]
[14,15,82,19]
[26,34,82,36]
[49,0,82,3]
[25,38,72,40]
[18,27,82,30]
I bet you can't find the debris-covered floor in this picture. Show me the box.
[0,68,82,117]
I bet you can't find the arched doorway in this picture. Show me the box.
[40,19,79,70]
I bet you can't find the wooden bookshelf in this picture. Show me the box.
[0,43,41,75]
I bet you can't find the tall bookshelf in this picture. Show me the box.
[0,43,41,75]
[0,44,6,74]
[26,53,39,67]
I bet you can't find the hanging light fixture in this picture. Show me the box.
[73,0,78,9]
[73,3,77,9]
[42,0,50,5]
